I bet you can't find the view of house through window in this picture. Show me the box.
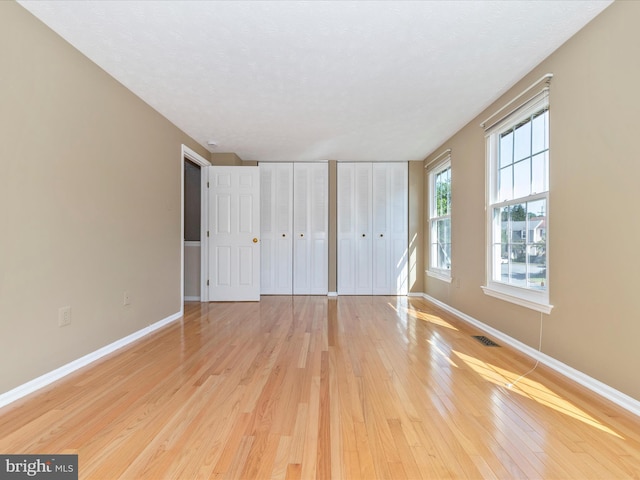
[493,107,548,291]
[429,159,451,280]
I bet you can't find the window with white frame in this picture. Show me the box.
[482,81,552,313]
[428,157,451,281]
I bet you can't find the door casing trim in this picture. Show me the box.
[181,145,211,308]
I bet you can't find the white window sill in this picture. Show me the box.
[481,285,553,314]
[427,270,453,283]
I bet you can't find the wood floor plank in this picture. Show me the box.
[0,296,639,479]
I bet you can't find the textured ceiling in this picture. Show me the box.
[18,0,611,162]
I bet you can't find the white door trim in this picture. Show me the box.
[181,145,211,310]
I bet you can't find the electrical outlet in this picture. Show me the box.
[123,291,131,306]
[58,306,71,327]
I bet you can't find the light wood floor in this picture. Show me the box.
[1,296,639,479]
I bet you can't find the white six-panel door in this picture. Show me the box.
[338,162,407,295]
[293,163,328,295]
[208,166,261,301]
[260,163,293,294]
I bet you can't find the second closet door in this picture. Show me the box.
[260,162,328,295]
[260,163,293,294]
[293,163,328,294]
[372,162,408,295]
[338,162,407,295]
[337,163,373,295]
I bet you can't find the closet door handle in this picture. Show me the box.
[362,233,366,237]
[282,233,286,237]
[379,234,384,237]
[300,233,304,237]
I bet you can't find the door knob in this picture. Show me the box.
[300,233,304,237]
[379,234,384,237]
[253,238,259,243]
[282,234,286,237]
[362,234,366,237]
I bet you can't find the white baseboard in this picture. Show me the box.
[184,296,201,302]
[0,311,183,410]
[421,293,640,417]
[407,292,423,297]
[327,292,338,297]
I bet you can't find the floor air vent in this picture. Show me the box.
[472,335,500,347]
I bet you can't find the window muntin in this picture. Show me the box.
[429,160,451,279]
[485,100,550,311]
[496,109,549,203]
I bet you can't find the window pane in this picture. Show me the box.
[439,219,451,258]
[532,110,548,154]
[499,166,512,201]
[500,131,513,167]
[441,242,451,270]
[508,249,527,287]
[494,243,507,282]
[513,119,531,161]
[513,159,531,198]
[527,245,546,290]
[499,206,509,245]
[531,152,547,194]
[509,203,527,222]
[430,241,439,269]
[527,198,546,220]
[509,203,526,261]
[433,218,451,270]
[435,168,451,216]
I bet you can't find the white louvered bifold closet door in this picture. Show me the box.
[260,163,293,294]
[293,163,328,295]
[337,163,373,295]
[260,162,328,295]
[373,162,408,295]
[338,162,407,295]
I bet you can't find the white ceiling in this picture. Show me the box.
[19,0,611,162]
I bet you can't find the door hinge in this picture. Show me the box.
[206,280,209,286]
[207,181,210,188]
[207,231,210,237]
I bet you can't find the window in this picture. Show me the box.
[482,83,552,313]
[428,157,452,282]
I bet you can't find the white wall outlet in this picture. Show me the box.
[58,306,71,327]
[123,291,131,306]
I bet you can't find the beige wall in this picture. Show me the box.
[0,2,208,394]
[211,152,244,166]
[423,1,640,401]
[408,161,425,294]
[184,245,201,298]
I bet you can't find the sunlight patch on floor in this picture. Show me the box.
[428,337,459,368]
[392,304,459,331]
[452,350,623,439]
